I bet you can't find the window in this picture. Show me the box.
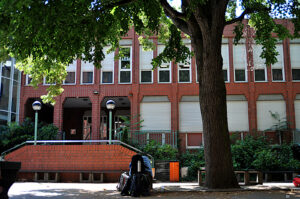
[139,45,153,83]
[291,40,300,81]
[101,46,114,84]
[222,43,229,82]
[271,44,284,81]
[233,42,247,82]
[253,45,267,82]
[25,75,32,85]
[178,45,191,83]
[43,76,56,85]
[64,60,76,84]
[119,47,132,84]
[157,45,171,83]
[81,60,94,84]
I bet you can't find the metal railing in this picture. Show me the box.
[122,130,177,148]
[1,140,154,167]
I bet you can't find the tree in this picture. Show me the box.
[0,0,299,189]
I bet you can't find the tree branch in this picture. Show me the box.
[225,9,252,25]
[159,0,186,19]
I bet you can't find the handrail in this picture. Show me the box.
[0,140,155,167]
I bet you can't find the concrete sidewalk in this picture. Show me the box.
[7,182,300,199]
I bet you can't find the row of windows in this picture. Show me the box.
[25,41,300,85]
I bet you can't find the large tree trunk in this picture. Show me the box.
[191,26,239,189]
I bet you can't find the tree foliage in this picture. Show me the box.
[0,0,299,189]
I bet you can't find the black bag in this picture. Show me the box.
[130,173,151,197]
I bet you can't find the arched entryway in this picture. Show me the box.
[63,97,92,140]
[100,97,131,140]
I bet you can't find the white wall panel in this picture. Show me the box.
[257,100,286,131]
[227,101,249,131]
[140,102,171,130]
[179,102,203,132]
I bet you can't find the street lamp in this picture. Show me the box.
[106,100,115,144]
[32,101,42,145]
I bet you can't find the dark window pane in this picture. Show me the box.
[121,61,130,69]
[65,72,75,84]
[0,78,10,110]
[292,69,300,81]
[102,71,113,83]
[235,69,245,81]
[255,69,265,81]
[27,76,32,85]
[2,65,10,78]
[223,70,228,82]
[12,81,18,112]
[272,69,283,81]
[82,72,93,83]
[11,113,16,122]
[179,70,190,82]
[141,71,152,83]
[120,71,131,83]
[159,71,170,83]
[0,111,8,125]
[14,67,19,81]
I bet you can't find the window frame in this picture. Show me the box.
[80,60,94,85]
[118,46,132,84]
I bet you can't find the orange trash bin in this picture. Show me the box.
[169,161,179,182]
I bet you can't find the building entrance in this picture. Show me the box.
[100,97,130,140]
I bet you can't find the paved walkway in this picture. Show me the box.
[8,182,300,199]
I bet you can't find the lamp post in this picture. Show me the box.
[32,101,42,145]
[106,100,115,144]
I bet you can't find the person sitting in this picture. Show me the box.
[120,154,152,197]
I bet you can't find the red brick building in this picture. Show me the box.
[19,21,300,151]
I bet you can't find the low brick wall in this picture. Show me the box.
[5,144,136,182]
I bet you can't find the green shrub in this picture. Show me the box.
[141,140,178,161]
[179,149,205,181]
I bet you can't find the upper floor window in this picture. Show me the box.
[291,40,300,81]
[139,45,153,84]
[222,42,229,82]
[157,45,171,83]
[119,46,132,84]
[272,44,284,82]
[253,45,267,82]
[233,42,247,82]
[81,60,94,84]
[64,60,76,84]
[101,47,114,84]
[25,75,32,85]
[178,44,191,83]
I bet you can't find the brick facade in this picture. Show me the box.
[19,21,300,151]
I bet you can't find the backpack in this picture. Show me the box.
[117,172,129,191]
[130,173,151,197]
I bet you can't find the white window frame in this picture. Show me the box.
[222,43,230,83]
[25,74,32,85]
[101,47,115,84]
[158,63,172,83]
[253,45,267,82]
[43,76,56,85]
[233,42,248,82]
[290,40,300,82]
[178,44,191,83]
[63,60,77,85]
[81,61,94,85]
[118,46,132,84]
[271,44,285,82]
[139,45,153,84]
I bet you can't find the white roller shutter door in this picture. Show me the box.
[257,100,286,131]
[140,102,171,130]
[179,102,203,132]
[295,100,300,129]
[227,101,249,131]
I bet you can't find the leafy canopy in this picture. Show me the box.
[0,0,299,103]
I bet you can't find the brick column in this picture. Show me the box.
[91,95,100,140]
[53,96,63,131]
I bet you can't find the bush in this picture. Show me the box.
[179,149,205,181]
[141,140,178,161]
[0,118,59,154]
[231,136,300,171]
